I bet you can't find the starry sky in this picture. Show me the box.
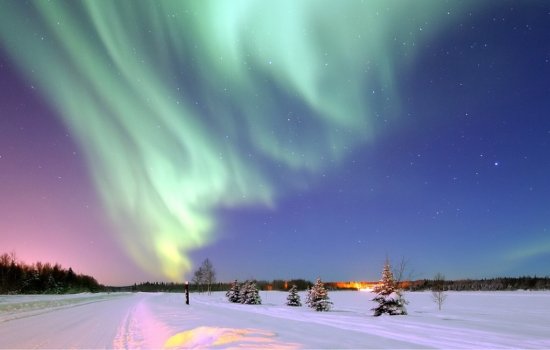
[1,1,549,286]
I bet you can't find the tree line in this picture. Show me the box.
[117,279,312,293]
[4,252,548,294]
[114,276,550,293]
[408,276,550,291]
[0,252,103,294]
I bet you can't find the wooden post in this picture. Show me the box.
[185,281,189,305]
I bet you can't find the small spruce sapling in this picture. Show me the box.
[371,259,407,316]
[241,280,262,304]
[226,280,240,303]
[306,278,332,311]
[238,280,249,303]
[286,285,302,306]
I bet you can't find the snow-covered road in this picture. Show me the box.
[0,293,142,348]
[1,291,549,349]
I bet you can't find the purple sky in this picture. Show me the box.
[1,1,549,285]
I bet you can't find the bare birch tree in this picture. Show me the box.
[432,272,447,311]
[192,266,204,293]
[201,258,215,295]
[192,258,216,294]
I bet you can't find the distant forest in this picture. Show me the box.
[110,279,314,293]
[2,252,548,294]
[407,276,550,291]
[0,252,103,294]
[114,277,550,293]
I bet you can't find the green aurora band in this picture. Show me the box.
[0,1,476,281]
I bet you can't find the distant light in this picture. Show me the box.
[494,161,499,166]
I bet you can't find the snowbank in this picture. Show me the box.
[0,291,548,348]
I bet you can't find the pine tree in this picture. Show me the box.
[249,281,262,304]
[305,286,312,306]
[306,278,332,311]
[286,285,302,306]
[372,259,407,316]
[240,280,262,304]
[238,280,249,303]
[226,279,240,303]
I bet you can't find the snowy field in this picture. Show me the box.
[0,290,549,349]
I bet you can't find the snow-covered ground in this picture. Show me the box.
[0,290,549,349]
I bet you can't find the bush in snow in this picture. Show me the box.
[240,280,262,305]
[306,278,332,311]
[286,285,302,306]
[372,259,407,316]
[226,280,241,303]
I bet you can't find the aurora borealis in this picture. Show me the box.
[1,1,549,285]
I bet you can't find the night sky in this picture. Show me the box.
[1,1,549,286]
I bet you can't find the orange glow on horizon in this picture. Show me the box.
[331,281,379,291]
[330,281,411,291]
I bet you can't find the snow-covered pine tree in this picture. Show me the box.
[371,259,407,316]
[250,281,262,304]
[238,280,249,303]
[241,280,262,304]
[226,279,240,303]
[286,285,302,306]
[306,278,332,311]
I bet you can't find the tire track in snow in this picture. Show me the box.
[112,293,172,349]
